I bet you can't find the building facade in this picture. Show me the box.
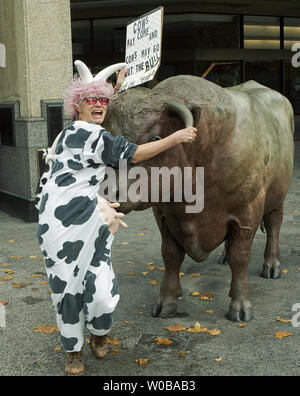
[1,0,300,221]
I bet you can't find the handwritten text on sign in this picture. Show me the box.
[120,7,163,91]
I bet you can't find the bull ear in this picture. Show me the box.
[165,100,201,127]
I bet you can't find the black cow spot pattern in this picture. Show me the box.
[84,271,96,304]
[55,172,76,187]
[87,158,100,169]
[67,159,83,171]
[60,335,78,351]
[57,240,84,264]
[73,266,79,277]
[91,135,101,153]
[74,154,81,161]
[39,193,48,214]
[37,223,49,245]
[54,196,97,227]
[90,224,111,267]
[45,257,55,268]
[89,175,99,186]
[51,160,64,175]
[65,128,91,149]
[89,312,114,331]
[49,274,67,294]
[58,292,84,325]
[111,277,118,298]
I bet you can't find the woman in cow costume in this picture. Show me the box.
[36,60,197,376]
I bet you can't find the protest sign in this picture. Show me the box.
[119,7,164,91]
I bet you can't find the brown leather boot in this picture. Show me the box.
[65,351,84,376]
[90,334,108,359]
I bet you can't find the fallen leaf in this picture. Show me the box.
[39,281,48,285]
[137,233,145,236]
[128,272,136,276]
[207,329,222,336]
[149,280,159,285]
[189,273,201,277]
[192,291,200,296]
[141,272,149,276]
[0,300,8,305]
[276,316,291,323]
[107,337,121,346]
[165,324,186,332]
[199,292,213,300]
[121,242,129,245]
[178,351,187,356]
[215,357,223,362]
[1,263,10,267]
[2,269,15,274]
[32,288,39,292]
[26,274,42,279]
[135,358,149,366]
[275,331,292,339]
[7,240,16,243]
[125,261,134,264]
[13,282,30,288]
[123,321,130,324]
[34,325,58,334]
[85,338,90,344]
[147,262,155,265]
[28,256,37,259]
[110,349,120,354]
[238,323,246,328]
[205,310,214,314]
[147,265,157,271]
[158,267,165,271]
[54,346,61,351]
[154,337,173,345]
[0,276,13,281]
[187,322,202,332]
[288,209,297,213]
[282,269,288,274]
[291,222,297,225]
[179,272,185,277]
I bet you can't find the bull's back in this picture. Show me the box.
[225,81,294,209]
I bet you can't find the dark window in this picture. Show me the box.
[285,61,300,115]
[47,104,63,146]
[0,105,15,146]
[245,61,282,92]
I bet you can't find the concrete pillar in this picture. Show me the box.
[0,0,73,221]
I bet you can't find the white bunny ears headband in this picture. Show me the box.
[74,60,127,84]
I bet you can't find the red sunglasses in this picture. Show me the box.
[82,97,110,105]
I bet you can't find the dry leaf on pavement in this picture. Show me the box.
[34,325,58,334]
[154,337,173,345]
[135,358,149,366]
[275,331,292,339]
[276,316,291,323]
[165,324,186,332]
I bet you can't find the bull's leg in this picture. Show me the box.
[151,221,185,319]
[226,223,256,322]
[260,203,283,279]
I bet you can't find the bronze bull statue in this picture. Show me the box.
[103,75,294,322]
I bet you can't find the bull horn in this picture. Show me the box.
[94,62,127,81]
[165,100,194,127]
[74,60,94,84]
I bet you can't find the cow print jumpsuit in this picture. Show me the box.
[36,120,137,352]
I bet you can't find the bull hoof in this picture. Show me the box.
[160,303,177,318]
[227,306,253,322]
[151,301,177,318]
[260,267,281,279]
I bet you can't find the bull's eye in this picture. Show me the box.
[151,135,161,141]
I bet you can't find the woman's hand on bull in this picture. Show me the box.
[173,127,197,144]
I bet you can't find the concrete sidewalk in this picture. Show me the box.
[0,143,300,377]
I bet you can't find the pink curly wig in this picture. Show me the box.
[63,74,115,119]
